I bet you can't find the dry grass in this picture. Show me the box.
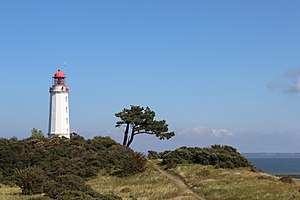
[1,164,182,200]
[3,163,300,200]
[0,184,43,200]
[169,164,300,200]
[87,164,181,200]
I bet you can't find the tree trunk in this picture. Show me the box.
[126,128,135,147]
[122,123,130,146]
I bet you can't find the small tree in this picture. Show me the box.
[115,105,175,147]
[31,128,44,138]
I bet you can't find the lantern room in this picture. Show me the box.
[53,69,66,85]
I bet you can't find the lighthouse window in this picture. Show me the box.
[65,96,68,102]
[66,118,68,124]
[66,107,68,113]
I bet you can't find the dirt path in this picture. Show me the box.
[149,161,205,200]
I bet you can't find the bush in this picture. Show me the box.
[55,190,121,200]
[116,152,147,176]
[164,162,178,170]
[107,145,147,177]
[89,136,117,149]
[55,175,93,192]
[279,176,294,184]
[56,190,96,200]
[0,136,140,199]
[43,180,63,198]
[13,167,49,195]
[160,145,254,169]
[43,174,121,199]
[148,150,159,159]
[0,136,146,180]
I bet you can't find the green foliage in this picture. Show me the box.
[107,145,147,177]
[31,128,45,138]
[55,190,121,200]
[115,105,175,147]
[160,145,254,169]
[13,166,49,195]
[148,150,159,159]
[0,135,146,199]
[87,136,117,150]
[56,190,95,200]
[43,174,120,199]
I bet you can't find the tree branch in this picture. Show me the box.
[134,131,154,135]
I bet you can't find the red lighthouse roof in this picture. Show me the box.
[53,69,65,78]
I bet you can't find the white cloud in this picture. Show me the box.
[177,126,234,137]
[211,129,234,136]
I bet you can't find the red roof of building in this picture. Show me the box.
[53,69,65,78]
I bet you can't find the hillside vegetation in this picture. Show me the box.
[0,136,146,199]
[168,164,300,200]
[87,164,182,200]
[2,163,300,200]
[150,145,254,169]
[1,137,299,200]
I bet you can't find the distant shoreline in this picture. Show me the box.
[243,153,300,158]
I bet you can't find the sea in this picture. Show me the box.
[243,154,300,175]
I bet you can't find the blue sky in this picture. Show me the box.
[0,0,300,153]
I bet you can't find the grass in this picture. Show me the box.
[87,164,182,200]
[168,164,300,200]
[1,163,182,200]
[0,184,43,200]
[2,162,300,200]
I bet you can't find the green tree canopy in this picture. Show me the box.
[31,128,44,138]
[115,105,175,147]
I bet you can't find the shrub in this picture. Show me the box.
[0,135,146,179]
[55,190,96,200]
[108,145,147,176]
[13,166,49,195]
[55,190,121,200]
[43,180,63,198]
[55,175,93,193]
[116,152,147,176]
[43,174,121,199]
[0,135,141,200]
[164,162,178,170]
[279,176,294,184]
[160,145,254,169]
[90,136,117,149]
[148,150,159,159]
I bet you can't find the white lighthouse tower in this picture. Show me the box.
[48,69,70,138]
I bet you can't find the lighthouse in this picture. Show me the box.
[48,69,70,138]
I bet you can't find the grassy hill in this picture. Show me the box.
[2,162,300,200]
[0,137,299,200]
[168,164,300,200]
[87,163,300,200]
